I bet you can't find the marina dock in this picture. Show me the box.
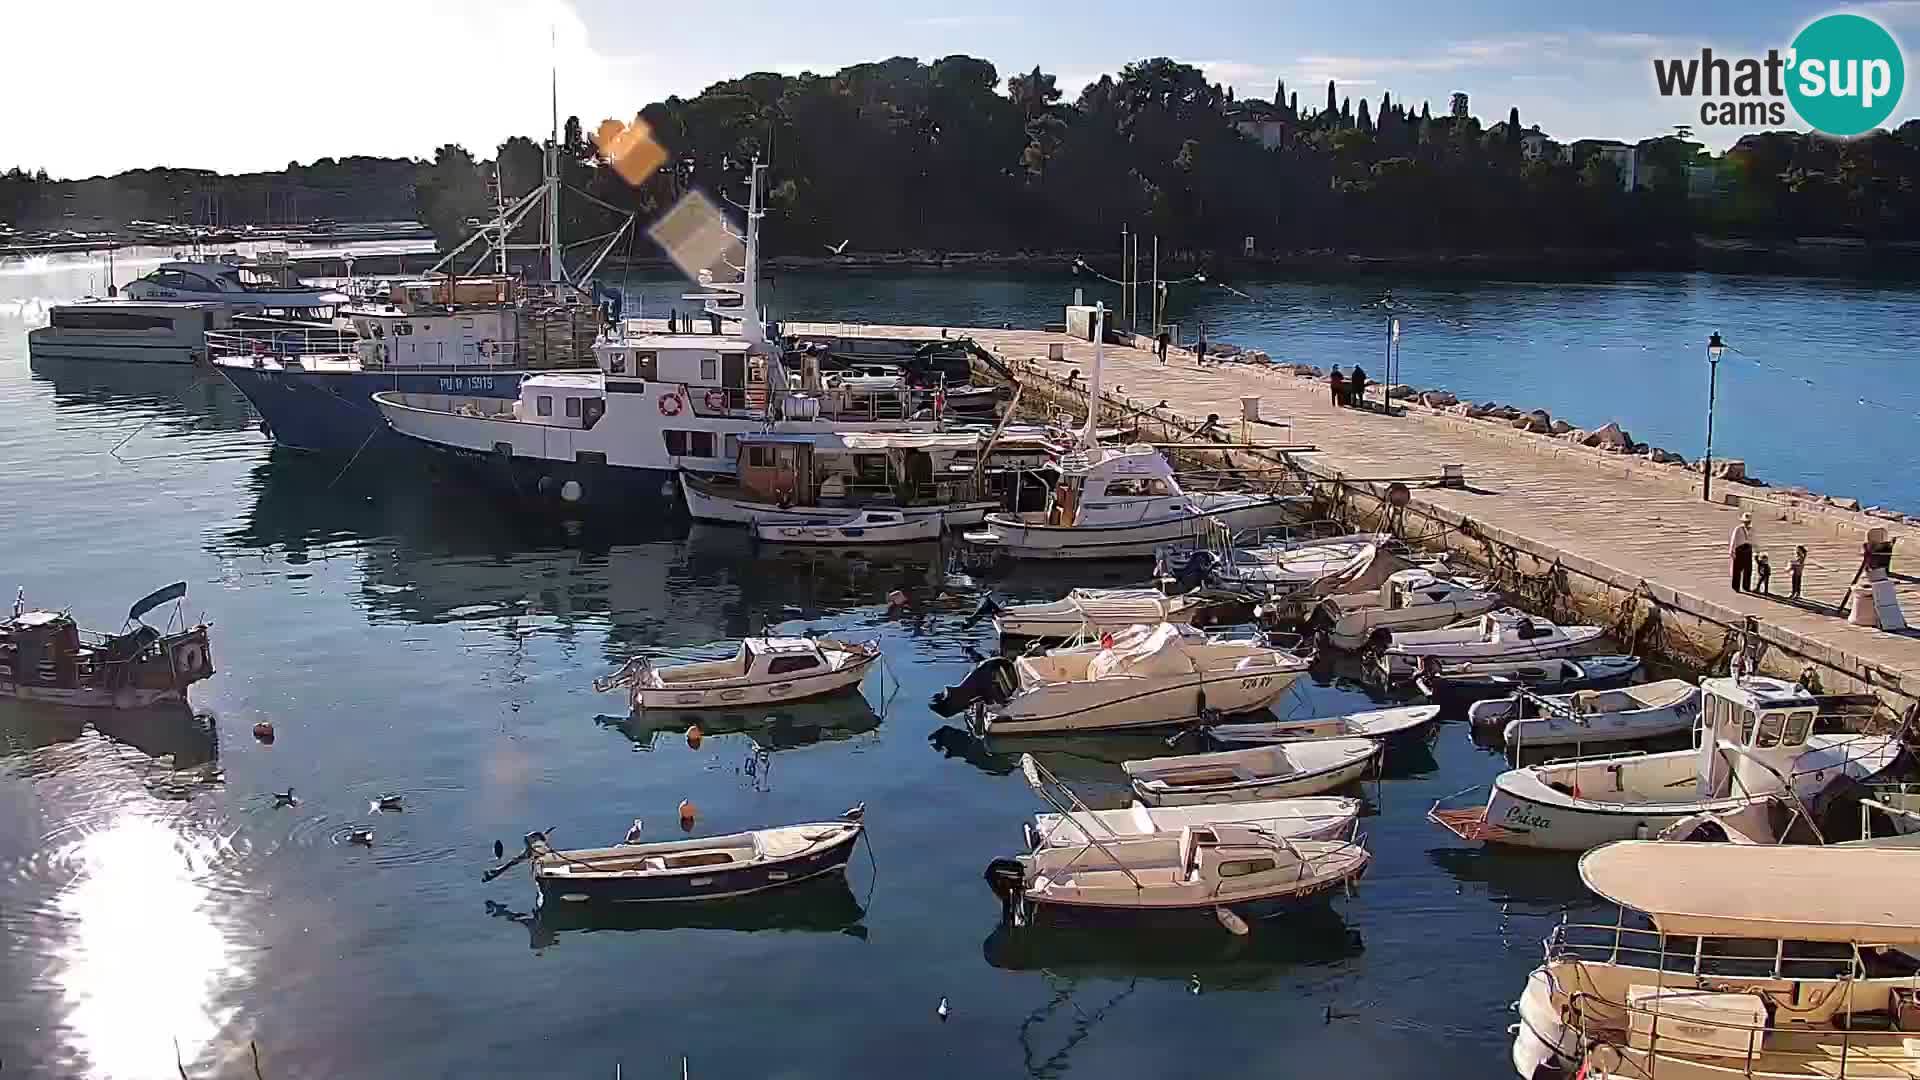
[784,320,1920,709]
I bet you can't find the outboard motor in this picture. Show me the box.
[983,857,1028,917]
[1170,549,1216,594]
[962,593,1001,629]
[930,655,1018,717]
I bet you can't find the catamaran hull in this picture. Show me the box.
[218,361,526,453]
[976,672,1300,736]
[966,499,1303,561]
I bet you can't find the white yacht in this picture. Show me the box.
[123,256,347,316]
[28,300,237,364]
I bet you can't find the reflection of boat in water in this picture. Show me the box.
[982,903,1363,982]
[0,699,218,769]
[927,724,1167,790]
[498,873,869,950]
[28,353,257,432]
[600,694,883,752]
[1423,846,1597,910]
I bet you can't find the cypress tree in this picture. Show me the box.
[1340,96,1352,127]
[1358,98,1372,133]
[1507,106,1522,144]
[1289,91,1298,117]
[1325,80,1337,119]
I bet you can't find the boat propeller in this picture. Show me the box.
[481,829,551,883]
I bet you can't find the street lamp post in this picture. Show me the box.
[1702,331,1726,503]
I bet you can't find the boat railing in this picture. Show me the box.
[207,326,356,363]
[1548,920,1870,980]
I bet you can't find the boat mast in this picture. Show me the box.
[740,160,764,347]
[1079,302,1105,449]
[546,53,564,286]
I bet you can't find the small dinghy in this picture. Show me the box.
[1309,568,1502,650]
[1018,752,1360,848]
[984,823,1370,930]
[752,509,945,546]
[1430,676,1902,852]
[962,623,1309,735]
[1376,609,1607,680]
[486,810,866,905]
[1124,737,1380,806]
[1468,678,1701,751]
[1416,654,1642,714]
[1202,704,1442,753]
[597,635,880,710]
[990,588,1211,641]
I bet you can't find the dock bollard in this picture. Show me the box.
[1439,464,1466,489]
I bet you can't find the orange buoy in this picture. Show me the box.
[678,799,697,832]
[252,721,276,743]
[686,724,703,749]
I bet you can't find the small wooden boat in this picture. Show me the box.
[1018,751,1360,848]
[1468,678,1701,751]
[1309,568,1502,650]
[1124,737,1380,806]
[597,635,880,710]
[984,824,1369,930]
[1202,704,1442,753]
[966,623,1309,735]
[1416,654,1642,713]
[487,810,866,906]
[1429,676,1902,852]
[1376,609,1607,680]
[990,588,1211,640]
[752,509,945,545]
[1,583,214,709]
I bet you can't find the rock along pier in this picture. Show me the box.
[780,320,1920,713]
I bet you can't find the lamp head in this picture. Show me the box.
[1707,331,1726,360]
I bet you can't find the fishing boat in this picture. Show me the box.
[1309,568,1502,650]
[1468,678,1702,751]
[1417,654,1643,714]
[485,810,866,906]
[752,508,945,545]
[2,583,214,709]
[1124,738,1381,806]
[987,588,1212,640]
[595,635,880,710]
[1429,675,1902,852]
[1376,609,1608,680]
[959,622,1309,735]
[1511,841,1920,1080]
[983,823,1369,931]
[1201,704,1443,753]
[1017,752,1361,848]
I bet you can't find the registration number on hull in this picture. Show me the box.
[437,375,497,392]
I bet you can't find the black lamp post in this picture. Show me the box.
[1702,331,1727,503]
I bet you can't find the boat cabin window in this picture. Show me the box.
[609,352,626,374]
[1516,619,1553,640]
[701,356,718,381]
[766,655,821,675]
[1218,858,1276,878]
[634,351,658,380]
[723,434,739,462]
[664,430,688,456]
[690,432,716,458]
[747,445,778,468]
[1784,709,1814,746]
[536,395,553,417]
[868,513,898,523]
[1754,710,1786,748]
[50,309,178,331]
[565,397,582,419]
[1738,706,1758,744]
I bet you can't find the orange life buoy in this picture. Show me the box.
[704,389,726,411]
[659,392,683,416]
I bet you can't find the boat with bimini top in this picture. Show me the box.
[2,583,214,709]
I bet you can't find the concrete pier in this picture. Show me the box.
[781,320,1920,710]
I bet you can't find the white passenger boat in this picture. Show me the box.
[1376,609,1607,679]
[990,588,1210,640]
[596,635,880,710]
[1467,678,1702,751]
[1124,738,1381,806]
[1430,676,1901,851]
[752,509,945,545]
[1511,841,1920,1080]
[123,257,347,313]
[1202,704,1443,753]
[984,823,1370,930]
[29,300,241,364]
[1017,752,1361,848]
[967,622,1309,735]
[1311,568,1502,650]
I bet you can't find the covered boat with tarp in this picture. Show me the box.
[1,583,214,709]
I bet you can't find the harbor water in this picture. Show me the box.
[0,248,1907,1078]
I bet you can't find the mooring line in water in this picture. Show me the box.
[326,428,380,490]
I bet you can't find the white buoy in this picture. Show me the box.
[936,996,949,1020]
[560,480,583,503]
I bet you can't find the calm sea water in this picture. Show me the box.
[0,247,1905,1078]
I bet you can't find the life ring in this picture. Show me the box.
[659,392,683,416]
[704,389,727,411]
[175,642,205,673]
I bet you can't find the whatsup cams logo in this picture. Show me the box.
[1653,12,1905,136]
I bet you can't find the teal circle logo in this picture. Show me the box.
[1788,13,1905,136]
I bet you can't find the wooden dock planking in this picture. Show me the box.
[779,321,1920,700]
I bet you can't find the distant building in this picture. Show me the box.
[1519,128,1557,162]
[1562,139,1638,191]
[1450,92,1469,120]
[1227,100,1293,150]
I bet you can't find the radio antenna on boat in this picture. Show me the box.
[1079,303,1105,450]
[547,30,564,286]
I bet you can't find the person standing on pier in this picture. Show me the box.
[1755,552,1773,595]
[1156,329,1170,363]
[1329,367,1345,406]
[1729,513,1755,593]
[1194,332,1209,366]
[1790,545,1808,600]
[1349,365,1369,409]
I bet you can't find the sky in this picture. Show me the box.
[6,0,1919,177]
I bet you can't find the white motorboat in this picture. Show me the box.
[1202,704,1443,753]
[1511,841,1920,1080]
[984,823,1370,929]
[1158,526,1393,597]
[1467,677,1702,751]
[1376,609,1607,680]
[1311,568,1502,650]
[1124,737,1381,806]
[29,300,240,364]
[1430,676,1901,851]
[968,623,1309,735]
[596,635,880,710]
[1017,752,1361,848]
[990,588,1211,640]
[752,508,945,545]
[123,257,347,313]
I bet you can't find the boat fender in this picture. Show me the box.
[559,480,582,503]
[678,799,697,832]
[983,857,1026,909]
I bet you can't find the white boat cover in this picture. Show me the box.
[1069,589,1192,622]
[1088,623,1203,679]
[1580,841,1920,943]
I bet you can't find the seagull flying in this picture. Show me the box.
[825,240,850,255]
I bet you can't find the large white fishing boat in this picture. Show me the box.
[1430,675,1901,851]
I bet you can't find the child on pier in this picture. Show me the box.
[1790,545,1808,600]
[1755,552,1773,595]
